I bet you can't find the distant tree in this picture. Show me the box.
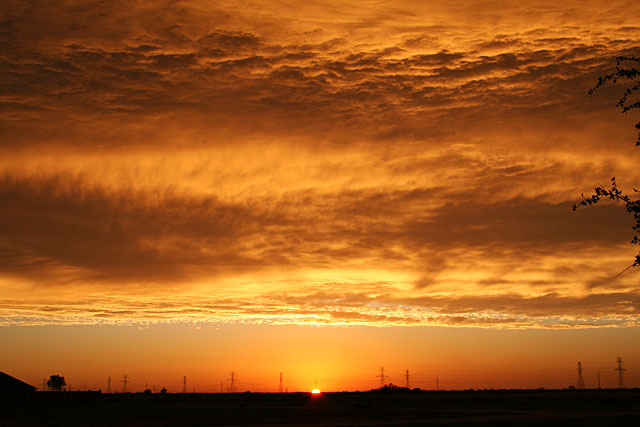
[160,387,167,394]
[574,56,640,269]
[47,374,66,391]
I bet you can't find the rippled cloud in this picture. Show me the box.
[1,0,640,328]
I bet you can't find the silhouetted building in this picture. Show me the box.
[0,371,36,402]
[0,371,36,393]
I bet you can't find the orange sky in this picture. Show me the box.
[2,324,639,392]
[1,0,640,391]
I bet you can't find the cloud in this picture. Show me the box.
[1,0,640,327]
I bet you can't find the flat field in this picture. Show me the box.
[1,389,639,426]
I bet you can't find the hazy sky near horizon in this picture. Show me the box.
[2,0,640,336]
[2,324,640,392]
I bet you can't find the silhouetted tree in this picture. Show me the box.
[589,56,640,147]
[574,56,640,268]
[47,374,66,391]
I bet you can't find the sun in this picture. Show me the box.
[311,388,321,394]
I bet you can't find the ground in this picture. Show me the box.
[1,389,639,426]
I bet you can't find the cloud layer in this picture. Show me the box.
[1,0,640,327]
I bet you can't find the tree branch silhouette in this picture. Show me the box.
[574,56,640,268]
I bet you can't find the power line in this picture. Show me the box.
[615,357,626,389]
[76,360,634,394]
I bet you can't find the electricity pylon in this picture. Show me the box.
[228,372,237,392]
[615,357,626,389]
[377,367,389,388]
[576,362,585,389]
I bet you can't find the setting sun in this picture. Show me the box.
[311,389,321,394]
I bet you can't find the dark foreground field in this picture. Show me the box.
[2,389,640,426]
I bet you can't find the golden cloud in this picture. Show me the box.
[1,0,640,328]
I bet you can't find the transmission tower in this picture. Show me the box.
[597,372,601,389]
[122,375,128,393]
[576,362,585,389]
[615,357,626,389]
[436,377,439,391]
[405,370,410,389]
[107,376,111,393]
[41,378,47,391]
[279,372,283,393]
[183,376,187,393]
[377,367,389,388]
[228,372,237,392]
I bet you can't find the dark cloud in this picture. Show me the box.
[0,175,287,282]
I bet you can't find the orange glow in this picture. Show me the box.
[1,0,640,393]
[311,389,321,394]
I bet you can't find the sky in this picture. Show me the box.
[1,0,640,391]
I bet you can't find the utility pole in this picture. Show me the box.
[597,372,601,389]
[107,376,111,393]
[279,372,283,393]
[436,377,439,391]
[42,378,47,391]
[615,357,626,389]
[183,376,187,393]
[122,375,128,393]
[405,370,410,389]
[220,382,223,393]
[377,367,389,388]
[576,362,585,389]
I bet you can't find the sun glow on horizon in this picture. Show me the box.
[311,389,321,394]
